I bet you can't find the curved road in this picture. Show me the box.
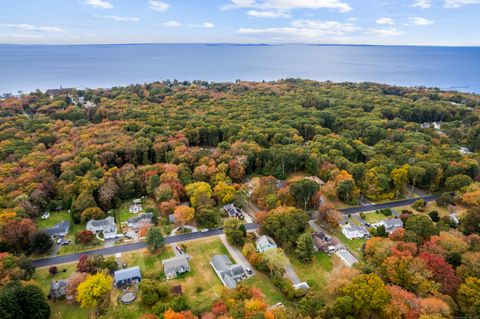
[32,195,437,268]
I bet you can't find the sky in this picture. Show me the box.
[0,0,479,45]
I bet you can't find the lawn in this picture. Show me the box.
[397,201,469,218]
[121,248,174,280]
[166,237,231,314]
[244,272,288,306]
[362,212,387,224]
[333,229,365,258]
[287,252,333,287]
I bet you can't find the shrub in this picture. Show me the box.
[428,211,440,222]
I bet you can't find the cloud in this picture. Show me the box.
[409,17,434,25]
[162,20,182,27]
[222,0,352,13]
[0,23,67,33]
[369,27,403,36]
[376,17,395,25]
[444,0,480,7]
[198,22,215,28]
[411,0,432,8]
[84,0,113,9]
[237,19,361,39]
[149,0,169,11]
[96,15,140,21]
[247,10,291,18]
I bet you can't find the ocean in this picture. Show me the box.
[1,43,479,94]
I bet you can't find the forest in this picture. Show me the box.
[0,79,480,319]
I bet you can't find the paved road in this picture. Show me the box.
[32,195,437,268]
[339,195,438,214]
[32,223,259,268]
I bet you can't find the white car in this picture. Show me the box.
[200,228,209,233]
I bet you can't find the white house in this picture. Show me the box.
[86,216,117,239]
[341,224,369,240]
[256,235,277,253]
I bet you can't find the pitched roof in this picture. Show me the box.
[385,218,403,228]
[114,266,141,283]
[42,220,70,236]
[256,235,276,250]
[128,213,153,224]
[162,255,189,271]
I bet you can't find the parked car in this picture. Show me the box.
[60,240,70,246]
[245,268,253,275]
[200,228,209,233]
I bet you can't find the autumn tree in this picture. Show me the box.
[228,159,245,182]
[80,207,106,223]
[66,272,88,301]
[336,273,389,317]
[213,182,236,204]
[76,230,94,245]
[418,252,461,295]
[185,182,213,209]
[456,277,480,317]
[1,218,36,252]
[173,206,195,226]
[317,203,342,231]
[76,272,113,316]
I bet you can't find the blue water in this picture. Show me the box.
[1,44,479,94]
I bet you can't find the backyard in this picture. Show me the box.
[287,252,334,287]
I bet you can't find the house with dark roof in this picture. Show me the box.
[86,216,117,239]
[223,204,244,219]
[49,280,67,299]
[255,235,277,253]
[42,220,70,237]
[127,213,153,229]
[114,266,141,287]
[210,255,247,289]
[162,255,190,279]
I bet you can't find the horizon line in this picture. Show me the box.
[1,42,479,48]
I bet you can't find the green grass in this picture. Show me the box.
[32,263,77,295]
[287,252,332,287]
[362,212,387,224]
[244,273,288,306]
[121,248,175,280]
[49,302,89,319]
[166,237,231,314]
[349,217,362,226]
[333,229,365,258]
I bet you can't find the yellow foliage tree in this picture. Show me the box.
[214,182,236,204]
[76,272,113,315]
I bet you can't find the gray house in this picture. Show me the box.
[42,220,70,237]
[162,255,190,279]
[210,255,246,289]
[114,266,142,287]
[127,213,153,229]
[50,280,67,299]
[86,216,117,239]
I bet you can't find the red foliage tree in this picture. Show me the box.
[419,252,461,296]
[76,254,96,274]
[76,230,94,245]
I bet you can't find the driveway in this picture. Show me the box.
[285,264,301,285]
[218,234,255,277]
